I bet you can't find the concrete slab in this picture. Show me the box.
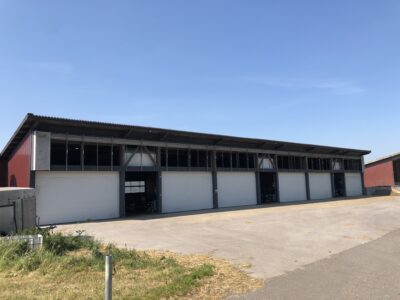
[58,196,400,279]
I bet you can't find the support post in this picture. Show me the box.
[275,155,280,202]
[105,255,112,300]
[305,157,311,200]
[330,159,336,198]
[211,150,218,209]
[119,145,126,218]
[360,156,366,195]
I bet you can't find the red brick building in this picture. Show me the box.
[364,153,400,187]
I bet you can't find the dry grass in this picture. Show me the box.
[0,232,262,299]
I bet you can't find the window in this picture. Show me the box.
[178,149,189,167]
[125,181,145,194]
[84,144,97,167]
[67,143,81,168]
[112,146,120,166]
[344,159,361,171]
[308,158,331,171]
[277,155,305,170]
[167,149,178,167]
[50,140,66,169]
[216,152,224,168]
[238,153,248,168]
[198,150,209,167]
[98,145,111,167]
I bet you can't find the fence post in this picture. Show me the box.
[105,255,112,300]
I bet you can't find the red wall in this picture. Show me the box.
[364,161,395,187]
[7,135,31,187]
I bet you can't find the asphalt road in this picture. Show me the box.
[233,229,400,300]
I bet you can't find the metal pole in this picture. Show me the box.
[105,255,112,300]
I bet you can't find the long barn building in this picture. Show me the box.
[0,114,370,225]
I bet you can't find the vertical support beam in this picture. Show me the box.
[156,147,162,213]
[343,171,348,197]
[305,157,311,201]
[330,158,336,198]
[119,145,126,218]
[81,142,84,171]
[255,171,261,205]
[275,154,280,202]
[360,156,366,195]
[211,150,218,209]
[65,136,69,171]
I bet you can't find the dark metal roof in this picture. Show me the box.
[1,113,371,159]
[365,153,400,167]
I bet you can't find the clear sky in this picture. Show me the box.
[0,1,399,162]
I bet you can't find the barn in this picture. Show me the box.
[364,153,400,188]
[0,114,370,225]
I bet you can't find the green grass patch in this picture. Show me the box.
[0,228,215,299]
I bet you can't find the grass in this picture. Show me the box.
[0,228,215,299]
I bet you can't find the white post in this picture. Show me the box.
[105,255,112,300]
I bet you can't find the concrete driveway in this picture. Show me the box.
[58,196,400,280]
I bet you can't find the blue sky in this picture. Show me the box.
[0,1,399,162]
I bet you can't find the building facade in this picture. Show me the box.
[0,114,370,225]
[364,154,400,188]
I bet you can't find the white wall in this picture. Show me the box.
[126,152,156,167]
[36,171,119,225]
[278,172,307,202]
[162,172,213,213]
[309,173,332,200]
[258,157,274,169]
[345,173,363,197]
[217,172,257,208]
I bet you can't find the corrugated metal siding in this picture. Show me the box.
[7,135,31,187]
[364,161,395,187]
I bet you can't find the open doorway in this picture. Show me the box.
[260,172,277,203]
[333,173,345,197]
[125,172,158,215]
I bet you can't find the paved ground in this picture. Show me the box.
[58,196,400,280]
[232,229,400,299]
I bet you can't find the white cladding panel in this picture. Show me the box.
[309,173,332,200]
[278,172,307,202]
[345,173,363,197]
[126,152,156,167]
[258,158,274,169]
[162,172,213,213]
[217,172,257,208]
[36,171,119,225]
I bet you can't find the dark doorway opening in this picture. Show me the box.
[333,173,346,197]
[260,172,277,203]
[393,159,400,185]
[125,172,158,215]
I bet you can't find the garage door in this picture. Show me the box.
[217,172,257,208]
[309,173,332,200]
[162,172,213,213]
[36,171,119,225]
[278,172,307,202]
[345,173,363,197]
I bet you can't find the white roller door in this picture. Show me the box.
[36,171,119,225]
[309,173,332,200]
[162,172,213,213]
[345,173,363,197]
[217,172,257,208]
[278,172,307,202]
